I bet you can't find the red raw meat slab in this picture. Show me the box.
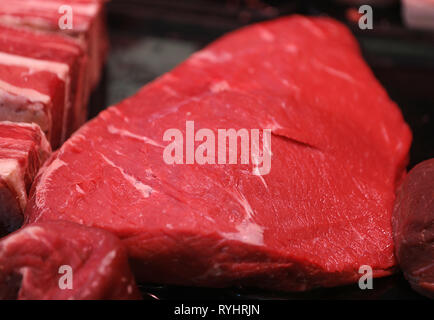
[26,16,412,291]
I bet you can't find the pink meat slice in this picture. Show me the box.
[0,62,67,147]
[0,220,141,300]
[26,16,412,291]
[0,0,108,90]
[0,121,50,236]
[0,25,88,141]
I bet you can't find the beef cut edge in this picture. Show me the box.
[25,16,412,291]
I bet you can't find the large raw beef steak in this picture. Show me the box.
[25,16,412,291]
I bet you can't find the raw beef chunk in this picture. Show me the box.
[0,0,108,91]
[26,16,412,291]
[0,0,109,146]
[0,58,66,148]
[0,221,141,300]
[393,159,434,299]
[0,121,50,236]
[0,26,88,147]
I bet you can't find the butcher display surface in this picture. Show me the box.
[0,220,141,300]
[0,25,88,147]
[0,0,108,90]
[393,159,434,299]
[26,16,412,291]
[0,121,50,237]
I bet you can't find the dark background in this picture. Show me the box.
[90,0,434,299]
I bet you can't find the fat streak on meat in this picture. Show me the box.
[26,16,412,291]
[0,220,141,300]
[0,121,50,237]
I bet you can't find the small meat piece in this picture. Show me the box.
[393,159,434,299]
[0,221,141,300]
[402,0,434,31]
[0,121,50,236]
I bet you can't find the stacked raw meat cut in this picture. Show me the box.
[26,16,412,291]
[0,0,139,301]
[0,0,108,235]
[0,0,108,146]
[0,122,50,237]
[0,0,108,90]
[0,26,87,147]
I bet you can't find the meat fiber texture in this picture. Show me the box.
[0,25,88,148]
[0,0,108,98]
[0,220,141,300]
[26,16,412,291]
[392,159,434,299]
[0,121,50,237]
